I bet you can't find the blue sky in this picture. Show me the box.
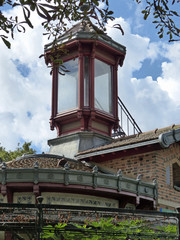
[0,1,180,152]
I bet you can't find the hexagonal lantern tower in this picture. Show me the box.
[44,19,126,158]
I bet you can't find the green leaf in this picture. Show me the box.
[36,6,49,20]
[39,5,51,21]
[144,14,148,20]
[12,2,20,7]
[108,10,113,15]
[23,7,33,28]
[152,20,159,23]
[20,0,24,5]
[1,37,11,48]
[171,10,179,16]
[30,4,36,11]
[113,23,124,35]
[0,0,5,6]
[141,10,147,14]
[170,33,173,39]
[17,24,26,33]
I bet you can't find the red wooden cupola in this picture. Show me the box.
[45,20,126,139]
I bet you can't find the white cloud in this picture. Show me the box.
[157,43,180,105]
[146,42,164,62]
[107,18,180,132]
[0,7,56,152]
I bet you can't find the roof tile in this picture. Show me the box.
[77,124,180,156]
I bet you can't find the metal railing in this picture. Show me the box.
[113,97,142,137]
[0,201,179,239]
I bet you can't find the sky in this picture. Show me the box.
[0,0,180,153]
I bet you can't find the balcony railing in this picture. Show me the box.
[113,97,142,137]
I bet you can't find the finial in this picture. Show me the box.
[64,162,70,170]
[153,178,157,185]
[80,3,91,23]
[176,206,180,213]
[117,169,123,177]
[37,196,44,204]
[92,165,98,173]
[136,174,142,181]
[34,161,39,169]
[2,162,6,170]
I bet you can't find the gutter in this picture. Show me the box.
[76,127,180,160]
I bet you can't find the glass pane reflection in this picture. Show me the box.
[95,59,112,114]
[58,58,79,113]
[84,56,89,106]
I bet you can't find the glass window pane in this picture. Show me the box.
[58,58,79,113]
[84,56,89,106]
[95,59,112,114]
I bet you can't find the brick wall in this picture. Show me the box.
[99,142,180,211]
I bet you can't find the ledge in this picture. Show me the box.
[0,166,157,201]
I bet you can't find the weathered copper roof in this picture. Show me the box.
[60,20,104,37]
[76,124,180,157]
[44,20,126,54]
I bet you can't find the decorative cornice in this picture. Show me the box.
[0,166,157,201]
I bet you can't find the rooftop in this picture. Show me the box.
[76,124,180,159]
[44,20,126,55]
[3,154,92,172]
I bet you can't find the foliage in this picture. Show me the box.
[0,0,179,50]
[41,218,178,240]
[0,141,36,162]
[0,0,115,49]
[136,0,180,41]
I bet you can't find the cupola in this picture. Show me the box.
[44,19,126,158]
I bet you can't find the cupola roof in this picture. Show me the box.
[45,19,126,55]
